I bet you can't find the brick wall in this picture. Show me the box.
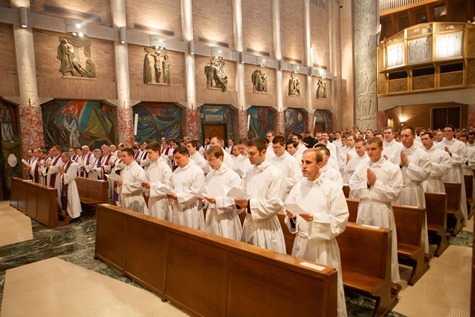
[310,0,329,67]
[0,23,19,97]
[126,0,182,40]
[193,0,234,50]
[128,45,186,102]
[242,0,273,56]
[34,29,116,100]
[31,0,112,27]
[281,0,304,63]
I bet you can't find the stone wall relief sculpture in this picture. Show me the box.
[204,56,228,92]
[143,47,171,85]
[57,36,96,78]
[316,79,327,99]
[251,68,267,93]
[288,74,300,96]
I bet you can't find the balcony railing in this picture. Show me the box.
[379,0,427,13]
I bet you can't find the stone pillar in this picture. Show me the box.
[329,0,343,131]
[111,0,133,145]
[237,110,248,140]
[182,0,198,136]
[117,107,134,145]
[184,109,200,139]
[12,1,44,151]
[303,0,313,125]
[273,0,284,122]
[353,0,378,130]
[275,111,285,135]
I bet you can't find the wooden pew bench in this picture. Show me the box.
[444,182,463,236]
[464,174,473,219]
[75,177,109,209]
[337,222,397,317]
[95,204,339,317]
[392,204,429,286]
[424,192,449,256]
[9,177,69,228]
[277,213,396,316]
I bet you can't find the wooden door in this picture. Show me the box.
[432,107,460,129]
[203,124,226,141]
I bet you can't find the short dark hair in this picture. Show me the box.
[173,146,189,157]
[122,148,134,157]
[145,141,161,152]
[402,127,416,136]
[272,135,286,146]
[366,137,383,148]
[248,137,268,152]
[444,124,456,132]
[420,131,434,139]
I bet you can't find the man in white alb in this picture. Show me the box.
[420,131,451,193]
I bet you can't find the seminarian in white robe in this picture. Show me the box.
[202,164,243,240]
[285,177,348,317]
[422,144,451,193]
[190,151,210,174]
[120,160,148,214]
[437,137,468,220]
[232,153,252,177]
[269,151,302,196]
[241,160,287,254]
[396,143,431,254]
[349,157,403,284]
[56,160,82,219]
[145,158,173,220]
[170,160,206,229]
[319,164,344,189]
[382,139,403,165]
[343,153,369,185]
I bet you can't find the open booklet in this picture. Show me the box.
[225,187,250,200]
[285,203,311,215]
[21,159,30,167]
[105,173,122,181]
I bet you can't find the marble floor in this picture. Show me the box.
[0,202,472,317]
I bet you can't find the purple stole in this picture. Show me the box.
[60,161,72,211]
[113,158,122,201]
[49,155,62,187]
[71,154,79,162]
[134,150,141,160]
[96,156,103,180]
[81,152,93,177]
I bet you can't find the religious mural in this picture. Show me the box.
[133,102,183,143]
[42,100,115,150]
[201,105,236,141]
[0,100,22,199]
[284,108,305,136]
[247,106,274,139]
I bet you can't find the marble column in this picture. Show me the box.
[275,111,285,136]
[272,0,284,135]
[181,0,198,138]
[237,110,248,140]
[12,1,45,152]
[184,109,200,139]
[353,0,378,130]
[111,0,133,145]
[117,107,134,145]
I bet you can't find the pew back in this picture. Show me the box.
[95,204,338,317]
[75,177,109,207]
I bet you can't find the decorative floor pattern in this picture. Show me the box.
[449,230,473,247]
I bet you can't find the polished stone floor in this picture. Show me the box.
[0,202,472,316]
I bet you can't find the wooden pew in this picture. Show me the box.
[444,182,463,236]
[337,223,397,317]
[392,204,429,286]
[75,177,109,208]
[346,198,359,222]
[276,213,396,316]
[96,204,338,317]
[464,174,473,219]
[9,177,68,228]
[424,192,449,257]
[342,185,350,198]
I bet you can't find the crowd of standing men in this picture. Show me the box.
[22,124,475,317]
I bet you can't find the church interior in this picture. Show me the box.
[0,0,474,316]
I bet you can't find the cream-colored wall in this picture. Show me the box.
[0,23,19,97]
[34,30,116,100]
